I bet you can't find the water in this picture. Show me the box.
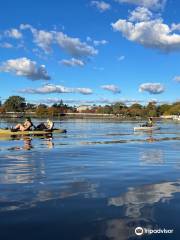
[0,119,179,240]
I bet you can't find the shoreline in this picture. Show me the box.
[0,112,164,121]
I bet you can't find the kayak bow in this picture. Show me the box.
[0,128,67,136]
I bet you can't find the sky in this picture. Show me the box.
[0,0,180,106]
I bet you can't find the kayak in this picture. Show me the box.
[0,128,67,136]
[134,126,160,131]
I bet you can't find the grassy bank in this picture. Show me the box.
[0,112,162,121]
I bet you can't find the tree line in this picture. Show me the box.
[0,95,179,118]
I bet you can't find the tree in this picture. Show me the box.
[128,103,143,117]
[146,102,158,117]
[0,106,5,114]
[48,107,60,117]
[157,104,171,115]
[4,96,26,112]
[35,105,48,117]
[168,103,180,115]
[130,103,143,109]
[26,103,36,111]
[52,100,68,113]
[112,102,127,115]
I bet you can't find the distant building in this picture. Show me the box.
[161,115,174,119]
[77,105,92,112]
[173,115,180,121]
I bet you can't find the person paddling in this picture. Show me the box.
[147,117,153,127]
[11,117,33,132]
[36,119,54,131]
[141,117,154,127]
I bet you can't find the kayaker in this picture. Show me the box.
[141,117,153,127]
[147,117,153,127]
[36,119,54,131]
[12,117,33,132]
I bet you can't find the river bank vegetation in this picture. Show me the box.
[0,96,180,118]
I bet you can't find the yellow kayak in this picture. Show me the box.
[0,128,67,136]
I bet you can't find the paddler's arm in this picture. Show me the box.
[21,122,31,131]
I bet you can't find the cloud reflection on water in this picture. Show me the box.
[108,181,180,218]
[84,181,180,240]
[139,149,164,165]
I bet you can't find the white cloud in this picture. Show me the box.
[19,84,93,95]
[60,58,85,67]
[86,36,108,46]
[112,13,180,52]
[129,7,153,22]
[41,98,111,105]
[40,98,92,104]
[118,55,125,61]
[55,32,98,58]
[40,97,146,105]
[20,23,34,31]
[20,24,53,53]
[76,88,93,94]
[0,57,50,80]
[91,1,111,12]
[19,85,72,94]
[173,76,180,82]
[139,83,165,94]
[115,0,166,10]
[171,23,180,32]
[93,39,108,46]
[101,84,121,93]
[0,42,13,48]
[5,28,22,39]
[32,30,53,53]
[46,98,172,105]
[20,24,98,58]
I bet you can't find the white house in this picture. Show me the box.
[77,105,92,112]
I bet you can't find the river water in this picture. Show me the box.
[0,119,179,240]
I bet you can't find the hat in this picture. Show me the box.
[26,117,31,121]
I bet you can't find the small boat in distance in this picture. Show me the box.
[134,126,160,131]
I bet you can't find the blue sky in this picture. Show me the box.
[0,0,180,105]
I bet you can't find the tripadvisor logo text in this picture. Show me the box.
[135,227,174,236]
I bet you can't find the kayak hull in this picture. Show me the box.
[0,128,66,136]
[134,126,160,131]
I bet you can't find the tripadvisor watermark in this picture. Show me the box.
[135,226,174,236]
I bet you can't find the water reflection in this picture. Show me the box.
[139,149,164,165]
[109,181,180,218]
[0,180,99,212]
[83,219,136,240]
[44,137,54,149]
[4,136,54,151]
[23,137,33,150]
[104,181,180,239]
[0,120,179,240]
[105,219,137,240]
[0,153,46,184]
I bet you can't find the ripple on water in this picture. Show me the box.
[0,120,180,240]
